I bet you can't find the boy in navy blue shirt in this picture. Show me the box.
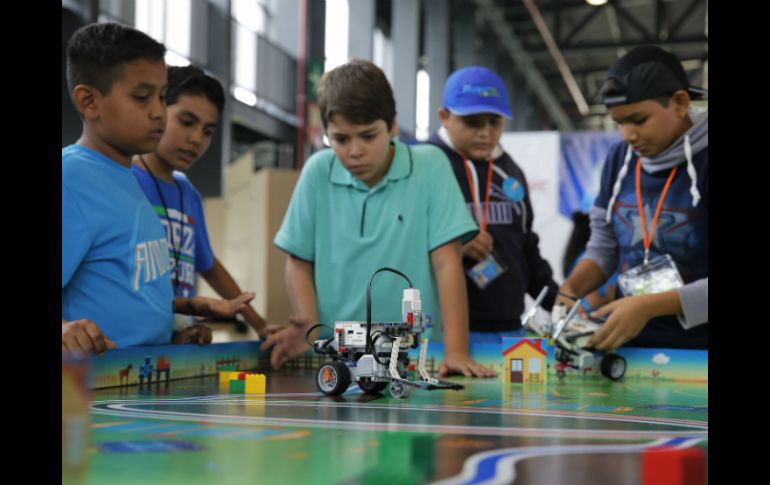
[427,66,558,343]
[556,46,707,350]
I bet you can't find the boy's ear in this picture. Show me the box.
[670,89,691,118]
[72,84,101,120]
[389,118,399,137]
[438,108,451,127]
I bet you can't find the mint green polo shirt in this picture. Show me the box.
[274,139,478,341]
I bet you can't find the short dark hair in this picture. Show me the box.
[166,65,226,113]
[317,59,396,130]
[66,22,166,104]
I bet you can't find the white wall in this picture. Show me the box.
[499,131,571,284]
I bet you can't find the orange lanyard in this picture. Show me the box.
[462,153,494,231]
[635,158,677,265]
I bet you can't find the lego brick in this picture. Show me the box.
[245,374,266,394]
[229,379,246,394]
[219,371,240,385]
[642,447,707,485]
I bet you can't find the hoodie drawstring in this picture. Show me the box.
[605,145,634,223]
[606,138,702,222]
[684,134,702,207]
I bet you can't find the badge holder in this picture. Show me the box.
[467,251,507,290]
[617,254,683,296]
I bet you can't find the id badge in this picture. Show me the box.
[617,254,684,296]
[467,251,507,290]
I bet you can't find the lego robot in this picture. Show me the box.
[311,267,465,399]
[522,287,627,381]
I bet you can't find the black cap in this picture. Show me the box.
[600,45,708,107]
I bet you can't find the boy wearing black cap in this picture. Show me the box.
[556,45,708,350]
[427,66,558,343]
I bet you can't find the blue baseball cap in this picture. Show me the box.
[442,66,513,119]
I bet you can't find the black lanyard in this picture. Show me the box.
[139,156,185,293]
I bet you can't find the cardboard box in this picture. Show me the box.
[219,151,299,325]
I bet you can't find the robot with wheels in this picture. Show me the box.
[522,287,627,381]
[312,268,465,399]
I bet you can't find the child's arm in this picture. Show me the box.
[259,255,317,368]
[61,317,116,356]
[173,292,255,318]
[431,240,497,378]
[556,258,608,308]
[200,258,268,336]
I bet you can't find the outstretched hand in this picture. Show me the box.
[195,292,256,318]
[259,316,313,369]
[439,352,497,378]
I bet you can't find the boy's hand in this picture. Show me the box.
[259,316,313,369]
[587,296,652,350]
[172,324,213,345]
[261,323,285,338]
[194,292,256,318]
[62,319,117,356]
[554,284,579,310]
[462,230,494,262]
[439,352,497,378]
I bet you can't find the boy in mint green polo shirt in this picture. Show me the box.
[261,59,496,378]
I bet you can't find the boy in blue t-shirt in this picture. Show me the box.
[133,65,268,337]
[62,23,253,355]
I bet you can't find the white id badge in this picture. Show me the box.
[617,254,684,296]
[467,252,507,290]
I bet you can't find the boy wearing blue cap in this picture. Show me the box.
[556,46,708,350]
[427,66,558,343]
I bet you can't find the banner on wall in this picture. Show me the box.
[559,131,622,217]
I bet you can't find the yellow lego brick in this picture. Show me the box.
[244,373,266,394]
[219,371,241,386]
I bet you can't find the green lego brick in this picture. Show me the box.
[229,379,245,394]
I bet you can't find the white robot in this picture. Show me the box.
[312,268,464,399]
[522,287,627,381]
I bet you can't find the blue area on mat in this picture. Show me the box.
[95,440,205,453]
[639,405,708,412]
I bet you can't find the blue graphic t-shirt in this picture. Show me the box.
[62,145,174,346]
[132,165,215,298]
[593,142,708,348]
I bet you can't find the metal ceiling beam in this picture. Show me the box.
[605,3,623,45]
[612,1,653,40]
[655,0,666,39]
[543,66,613,78]
[529,36,708,54]
[522,0,589,115]
[473,0,574,131]
[563,5,604,45]
[669,0,704,38]
[503,0,595,15]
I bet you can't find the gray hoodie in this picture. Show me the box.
[585,107,708,329]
